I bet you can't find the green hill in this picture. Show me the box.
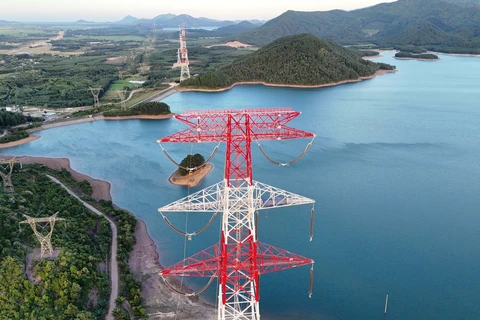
[181,34,395,89]
[234,0,480,53]
[213,21,259,36]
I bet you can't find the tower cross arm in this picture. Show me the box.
[161,241,313,278]
[158,126,314,144]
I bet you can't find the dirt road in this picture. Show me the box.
[46,175,118,320]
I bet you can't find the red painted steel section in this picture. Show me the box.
[160,240,313,277]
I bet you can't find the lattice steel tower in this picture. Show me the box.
[20,212,65,258]
[158,108,316,320]
[88,87,103,110]
[0,157,19,193]
[174,24,191,82]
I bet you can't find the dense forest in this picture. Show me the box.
[0,166,111,319]
[181,34,395,89]
[178,154,206,176]
[233,0,480,53]
[103,101,171,117]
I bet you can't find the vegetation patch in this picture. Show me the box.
[395,52,439,60]
[103,102,171,117]
[0,166,111,319]
[178,153,205,176]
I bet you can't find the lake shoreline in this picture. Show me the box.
[0,135,40,149]
[0,114,174,149]
[177,69,397,93]
[0,155,216,319]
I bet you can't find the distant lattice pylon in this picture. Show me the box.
[116,90,128,110]
[20,212,65,258]
[172,24,190,82]
[88,87,103,110]
[0,157,20,193]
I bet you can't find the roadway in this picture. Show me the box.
[46,175,118,320]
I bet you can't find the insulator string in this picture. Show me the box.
[158,142,220,172]
[310,204,315,242]
[161,274,216,297]
[161,212,217,237]
[257,136,315,167]
[309,264,314,298]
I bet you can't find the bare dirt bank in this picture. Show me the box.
[177,69,397,93]
[129,220,216,319]
[205,41,253,48]
[168,164,213,188]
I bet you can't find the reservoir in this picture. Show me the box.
[2,52,480,319]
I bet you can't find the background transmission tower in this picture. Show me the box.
[20,212,65,258]
[88,87,103,111]
[173,24,190,82]
[0,157,20,193]
[116,90,128,110]
[158,108,316,320]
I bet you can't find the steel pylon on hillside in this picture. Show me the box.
[173,24,190,82]
[0,157,20,193]
[20,212,65,258]
[157,108,316,320]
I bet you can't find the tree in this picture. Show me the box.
[178,153,205,176]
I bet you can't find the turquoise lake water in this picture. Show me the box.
[2,52,480,319]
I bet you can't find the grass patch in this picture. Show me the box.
[125,87,169,108]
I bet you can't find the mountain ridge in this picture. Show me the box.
[234,0,480,52]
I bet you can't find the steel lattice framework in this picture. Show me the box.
[0,157,18,193]
[19,212,65,258]
[158,108,315,320]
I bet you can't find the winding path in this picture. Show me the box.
[46,175,118,320]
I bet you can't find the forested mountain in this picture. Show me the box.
[235,0,480,53]
[181,34,394,89]
[117,15,140,24]
[213,21,259,36]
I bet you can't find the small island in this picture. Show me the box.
[394,52,439,60]
[169,153,213,188]
[179,33,396,91]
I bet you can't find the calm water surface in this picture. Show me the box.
[2,52,480,319]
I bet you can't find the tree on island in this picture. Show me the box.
[178,153,205,176]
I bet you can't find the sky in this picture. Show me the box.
[2,0,397,22]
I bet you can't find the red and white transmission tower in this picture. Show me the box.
[158,108,316,320]
[174,24,190,82]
